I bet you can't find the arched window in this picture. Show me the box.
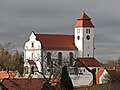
[31,66,34,74]
[31,42,34,48]
[47,52,51,66]
[58,52,62,66]
[69,52,73,66]
[24,66,28,74]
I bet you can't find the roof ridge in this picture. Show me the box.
[35,33,73,36]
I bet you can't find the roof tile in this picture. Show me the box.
[3,78,45,90]
[35,34,77,50]
[74,12,94,28]
[76,58,100,67]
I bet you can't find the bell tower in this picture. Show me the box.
[74,11,95,58]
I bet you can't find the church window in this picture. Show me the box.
[86,35,90,40]
[77,36,80,40]
[77,29,80,33]
[86,29,90,33]
[31,42,34,48]
[32,53,34,59]
[69,52,73,66]
[24,66,28,74]
[58,52,62,66]
[87,54,89,57]
[47,52,51,66]
[31,66,34,74]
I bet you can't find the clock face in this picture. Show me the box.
[86,35,90,40]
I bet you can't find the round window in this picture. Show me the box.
[86,35,90,40]
[77,36,80,40]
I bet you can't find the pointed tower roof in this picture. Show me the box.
[74,11,94,28]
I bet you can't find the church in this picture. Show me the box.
[23,11,101,86]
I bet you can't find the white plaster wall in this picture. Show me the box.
[74,27,94,58]
[74,28,83,51]
[24,32,42,73]
[43,50,77,67]
[70,74,93,86]
[84,28,94,57]
[99,70,109,84]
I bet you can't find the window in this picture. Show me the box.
[86,29,90,33]
[86,35,90,40]
[87,54,89,57]
[77,36,80,40]
[77,29,80,34]
[69,52,73,66]
[24,66,28,74]
[31,66,34,74]
[58,52,62,66]
[31,42,34,48]
[32,53,34,59]
[47,52,51,66]
[83,69,85,72]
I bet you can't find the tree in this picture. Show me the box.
[60,66,73,90]
[0,42,24,76]
[73,58,97,85]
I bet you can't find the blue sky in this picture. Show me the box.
[0,0,120,62]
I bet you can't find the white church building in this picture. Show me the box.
[23,12,101,86]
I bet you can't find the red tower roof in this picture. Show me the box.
[74,12,94,28]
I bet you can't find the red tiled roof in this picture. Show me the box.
[3,78,45,90]
[0,71,17,79]
[89,69,105,86]
[35,34,77,50]
[0,71,9,79]
[74,12,94,28]
[76,58,101,67]
[96,69,104,85]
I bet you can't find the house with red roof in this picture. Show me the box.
[89,69,120,86]
[23,11,101,86]
[0,71,20,81]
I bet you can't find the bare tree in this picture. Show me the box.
[0,42,23,75]
[73,58,97,85]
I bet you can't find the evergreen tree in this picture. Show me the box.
[60,66,73,90]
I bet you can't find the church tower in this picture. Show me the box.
[74,11,95,58]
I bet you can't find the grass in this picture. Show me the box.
[74,84,109,90]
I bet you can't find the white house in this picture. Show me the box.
[23,11,101,86]
[89,69,120,85]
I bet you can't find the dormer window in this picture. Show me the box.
[31,42,34,48]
